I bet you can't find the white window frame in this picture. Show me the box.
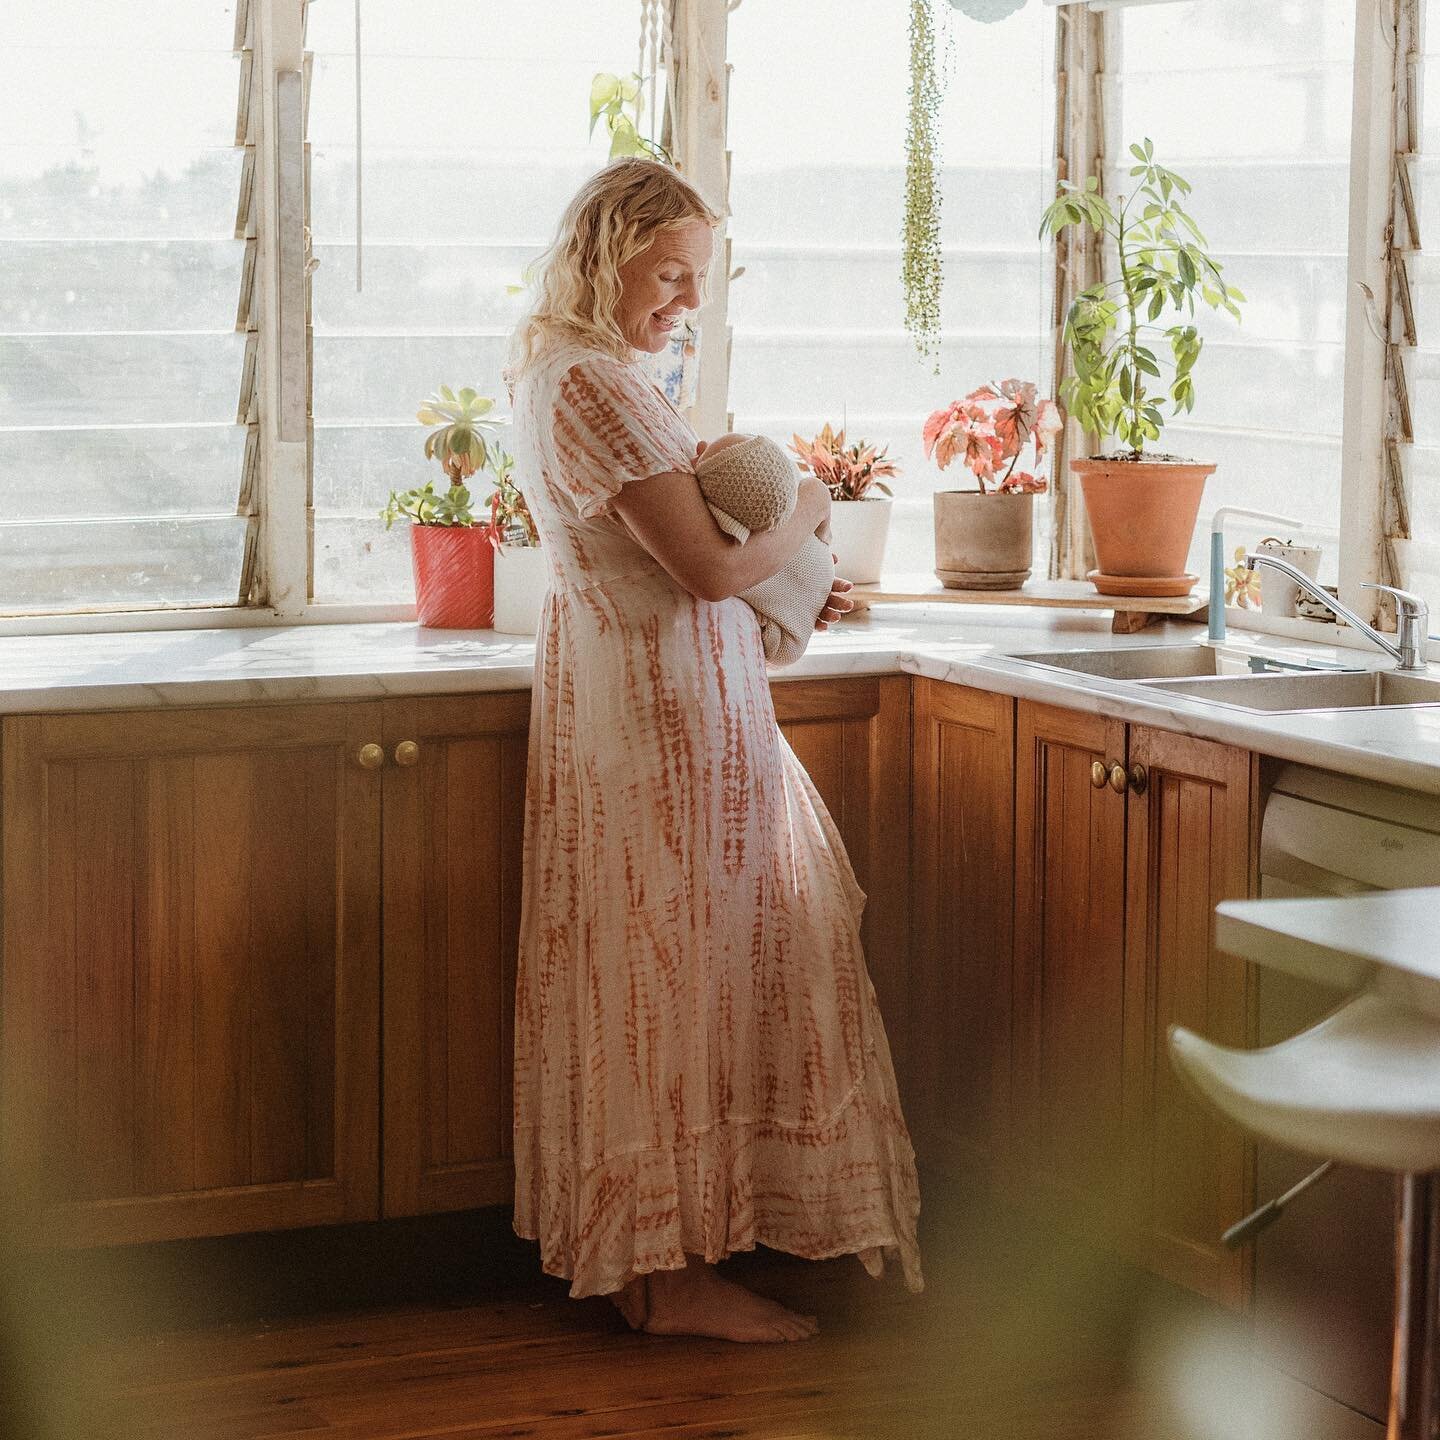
[0,0,1413,639]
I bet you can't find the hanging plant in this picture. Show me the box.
[903,0,944,372]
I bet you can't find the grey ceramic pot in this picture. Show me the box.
[933,489,1034,590]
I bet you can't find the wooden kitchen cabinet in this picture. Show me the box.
[774,674,912,1088]
[1123,725,1255,1308]
[379,692,530,1218]
[908,678,1015,1178]
[1012,701,1130,1237]
[1010,702,1257,1306]
[0,704,383,1246]
[0,676,901,1248]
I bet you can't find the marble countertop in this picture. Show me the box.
[4,605,1440,794]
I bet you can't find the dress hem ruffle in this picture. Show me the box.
[511,1060,924,1301]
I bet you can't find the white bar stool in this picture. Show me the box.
[1169,888,1440,1440]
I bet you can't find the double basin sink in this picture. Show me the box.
[1011,645,1440,713]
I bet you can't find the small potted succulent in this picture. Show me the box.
[789,424,899,584]
[923,380,1062,589]
[487,444,548,634]
[1041,139,1246,596]
[381,386,502,628]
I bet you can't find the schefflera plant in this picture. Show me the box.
[1040,139,1245,456]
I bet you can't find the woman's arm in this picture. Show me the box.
[612,463,832,604]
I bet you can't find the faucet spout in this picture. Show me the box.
[1243,553,1430,673]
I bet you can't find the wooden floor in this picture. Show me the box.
[0,1188,1247,1440]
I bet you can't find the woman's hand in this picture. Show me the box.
[814,570,855,632]
[798,475,832,532]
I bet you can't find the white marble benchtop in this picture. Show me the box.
[3,605,1439,794]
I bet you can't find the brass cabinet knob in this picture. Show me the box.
[1090,760,1107,789]
[1129,763,1148,796]
[394,740,420,768]
[356,742,384,770]
[1108,762,1128,794]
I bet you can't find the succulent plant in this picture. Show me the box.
[417,386,499,485]
[789,424,900,502]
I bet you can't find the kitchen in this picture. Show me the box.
[2,0,1438,1437]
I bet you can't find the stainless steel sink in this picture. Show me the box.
[1012,645,1347,683]
[1140,670,1440,712]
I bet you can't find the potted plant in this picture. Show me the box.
[486,445,548,635]
[1041,139,1246,596]
[923,380,1062,589]
[381,386,501,629]
[789,424,899,584]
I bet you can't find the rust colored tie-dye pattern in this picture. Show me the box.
[508,344,923,1300]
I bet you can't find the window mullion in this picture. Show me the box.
[670,0,732,439]
[1338,0,1404,626]
[253,0,311,617]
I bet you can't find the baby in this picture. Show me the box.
[694,433,836,668]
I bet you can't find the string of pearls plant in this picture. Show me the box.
[903,0,945,372]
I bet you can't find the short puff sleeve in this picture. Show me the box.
[551,356,697,521]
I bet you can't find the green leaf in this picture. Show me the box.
[589,72,620,115]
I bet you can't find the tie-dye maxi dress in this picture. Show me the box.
[508,341,923,1300]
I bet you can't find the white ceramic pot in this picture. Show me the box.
[1256,538,1322,619]
[491,543,549,634]
[826,497,892,584]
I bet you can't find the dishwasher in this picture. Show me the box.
[1248,765,1440,1429]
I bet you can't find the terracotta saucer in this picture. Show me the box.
[1087,569,1199,598]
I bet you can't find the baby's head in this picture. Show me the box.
[694,432,800,533]
[695,432,797,485]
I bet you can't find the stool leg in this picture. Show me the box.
[1388,1173,1440,1440]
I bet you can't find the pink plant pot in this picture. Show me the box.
[409,525,495,629]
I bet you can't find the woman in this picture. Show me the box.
[507,158,923,1345]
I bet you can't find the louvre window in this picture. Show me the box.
[0,2,252,614]
[1104,0,1356,584]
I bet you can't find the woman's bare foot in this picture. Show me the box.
[611,1257,818,1343]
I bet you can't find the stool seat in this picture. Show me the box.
[1169,990,1440,1173]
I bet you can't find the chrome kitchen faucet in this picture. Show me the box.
[1243,552,1431,673]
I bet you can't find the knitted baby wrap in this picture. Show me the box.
[694,436,836,668]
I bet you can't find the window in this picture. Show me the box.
[0,2,249,614]
[306,0,644,603]
[725,1,1055,579]
[1105,0,1355,585]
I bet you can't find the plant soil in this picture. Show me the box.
[1085,451,1198,464]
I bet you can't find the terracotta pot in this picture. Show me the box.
[1072,457,1215,596]
[932,490,1034,590]
[492,543,549,635]
[409,524,495,628]
[827,497,892,584]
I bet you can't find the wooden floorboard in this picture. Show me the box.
[0,1197,1239,1440]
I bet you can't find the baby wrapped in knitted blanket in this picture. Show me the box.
[694,433,837,668]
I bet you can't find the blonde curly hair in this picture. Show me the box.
[508,158,721,380]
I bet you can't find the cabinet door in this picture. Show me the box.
[0,704,383,1246]
[1013,701,1129,1233]
[380,692,530,1217]
[909,679,1015,1178]
[773,675,912,1084]
[1123,726,1256,1307]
